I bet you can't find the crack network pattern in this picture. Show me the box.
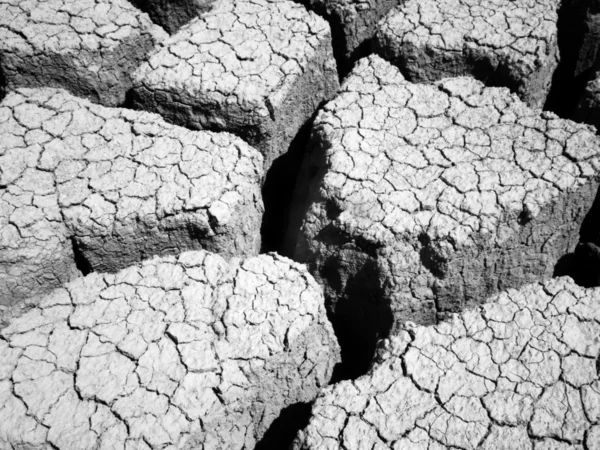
[293,277,600,450]
[375,0,559,107]
[0,250,340,450]
[132,0,339,169]
[0,0,167,106]
[297,55,600,329]
[0,88,264,315]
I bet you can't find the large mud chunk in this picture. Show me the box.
[296,56,600,369]
[130,0,215,34]
[374,0,559,108]
[0,251,341,450]
[0,88,264,311]
[0,0,167,106]
[132,0,339,170]
[293,277,600,450]
[295,0,398,67]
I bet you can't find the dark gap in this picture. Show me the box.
[467,52,512,91]
[570,0,600,128]
[545,69,592,122]
[291,2,346,80]
[0,65,6,102]
[553,252,577,278]
[554,186,600,286]
[556,243,600,287]
[71,238,92,276]
[484,64,518,94]
[549,0,600,283]
[320,255,393,383]
[260,113,317,256]
[291,1,374,80]
[571,68,600,129]
[340,37,377,80]
[517,207,533,226]
[127,0,214,34]
[253,402,312,450]
[121,88,137,110]
[544,0,591,118]
[458,48,527,99]
[418,233,447,279]
[290,138,394,381]
[286,134,332,264]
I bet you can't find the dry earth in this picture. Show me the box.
[2,0,600,449]
[0,251,340,449]
[374,0,560,108]
[0,0,167,106]
[293,277,600,450]
[0,88,264,313]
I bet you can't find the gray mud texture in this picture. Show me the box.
[0,0,167,106]
[293,277,600,450]
[375,0,560,108]
[132,0,339,170]
[0,251,340,450]
[0,88,263,312]
[296,55,600,332]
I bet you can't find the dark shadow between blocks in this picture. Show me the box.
[260,112,318,256]
[253,402,312,450]
[544,0,594,118]
[555,184,600,286]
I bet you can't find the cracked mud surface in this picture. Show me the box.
[3,0,600,448]
[297,55,600,331]
[293,276,600,450]
[131,0,339,169]
[0,0,167,106]
[0,250,340,450]
[375,0,559,108]
[0,87,264,312]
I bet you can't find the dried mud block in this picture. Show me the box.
[0,251,341,450]
[131,0,215,34]
[132,0,339,169]
[295,0,398,65]
[375,0,559,108]
[293,277,600,450]
[0,0,167,106]
[0,88,264,309]
[297,55,600,331]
